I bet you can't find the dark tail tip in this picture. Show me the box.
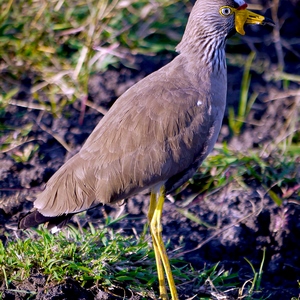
[18,210,52,229]
[18,210,73,230]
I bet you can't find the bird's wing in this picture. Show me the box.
[34,56,223,216]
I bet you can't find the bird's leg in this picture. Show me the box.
[150,186,179,300]
[148,192,168,299]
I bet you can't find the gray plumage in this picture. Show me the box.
[19,0,271,231]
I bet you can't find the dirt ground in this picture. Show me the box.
[1,0,300,299]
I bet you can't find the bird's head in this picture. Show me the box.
[219,0,274,36]
[176,0,274,56]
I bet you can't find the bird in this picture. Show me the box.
[19,0,273,299]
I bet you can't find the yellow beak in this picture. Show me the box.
[234,9,266,35]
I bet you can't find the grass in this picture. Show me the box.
[0,223,241,299]
[0,0,188,112]
[175,144,299,209]
[243,247,266,298]
[228,51,259,136]
[1,225,156,293]
[0,220,280,299]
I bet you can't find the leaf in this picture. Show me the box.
[267,189,283,206]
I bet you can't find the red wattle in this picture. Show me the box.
[237,3,248,10]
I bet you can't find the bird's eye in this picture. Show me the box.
[219,6,233,17]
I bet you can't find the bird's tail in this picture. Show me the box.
[18,210,73,231]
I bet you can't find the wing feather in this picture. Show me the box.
[34,55,226,216]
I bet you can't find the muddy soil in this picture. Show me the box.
[1,0,300,299]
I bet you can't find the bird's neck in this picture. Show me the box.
[176,30,227,71]
[176,18,226,69]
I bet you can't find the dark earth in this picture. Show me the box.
[1,0,300,299]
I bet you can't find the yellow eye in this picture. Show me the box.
[220,6,233,17]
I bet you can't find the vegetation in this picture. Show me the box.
[189,145,298,206]
[0,223,234,298]
[0,0,188,117]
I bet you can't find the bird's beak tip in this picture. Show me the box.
[262,17,275,27]
[235,9,274,35]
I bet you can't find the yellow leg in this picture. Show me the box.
[149,187,179,300]
[148,193,168,299]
